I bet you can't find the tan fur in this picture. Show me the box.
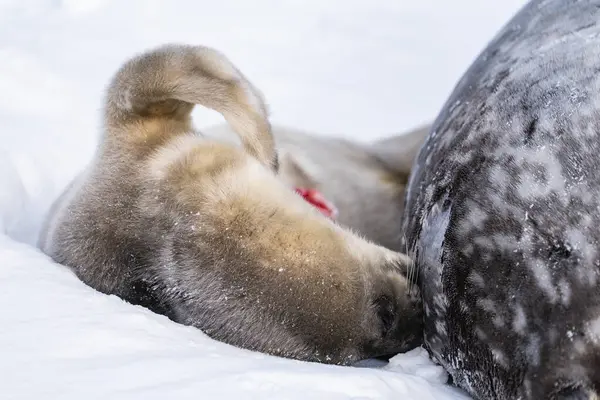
[104,45,276,169]
[39,43,422,364]
[204,123,431,252]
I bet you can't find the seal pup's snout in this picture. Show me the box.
[383,257,424,353]
[358,251,424,360]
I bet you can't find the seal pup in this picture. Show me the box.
[402,0,600,398]
[39,43,422,365]
[203,123,431,252]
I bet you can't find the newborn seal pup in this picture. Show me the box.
[402,0,600,398]
[39,43,422,365]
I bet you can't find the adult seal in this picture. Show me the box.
[402,0,600,399]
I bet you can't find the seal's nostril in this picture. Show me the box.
[373,295,395,336]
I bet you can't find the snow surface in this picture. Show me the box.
[0,0,527,398]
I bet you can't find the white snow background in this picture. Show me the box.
[0,0,527,399]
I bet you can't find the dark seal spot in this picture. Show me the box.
[524,117,538,145]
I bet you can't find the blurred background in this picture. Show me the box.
[0,0,527,147]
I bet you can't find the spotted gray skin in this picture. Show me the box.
[401,1,600,399]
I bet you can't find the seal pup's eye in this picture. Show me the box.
[374,295,395,336]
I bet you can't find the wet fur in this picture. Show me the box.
[39,44,422,364]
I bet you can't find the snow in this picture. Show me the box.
[0,0,526,398]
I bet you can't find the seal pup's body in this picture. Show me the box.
[39,44,422,365]
[204,123,430,251]
[402,0,600,398]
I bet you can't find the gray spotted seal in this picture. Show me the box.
[402,0,600,398]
